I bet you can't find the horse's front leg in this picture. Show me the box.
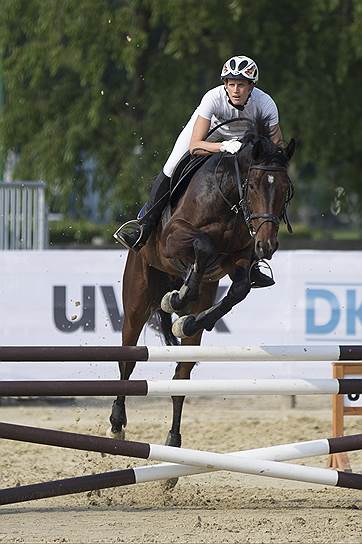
[161,233,214,315]
[172,267,251,338]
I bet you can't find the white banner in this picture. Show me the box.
[1,250,362,386]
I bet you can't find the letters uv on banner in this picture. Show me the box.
[1,250,362,346]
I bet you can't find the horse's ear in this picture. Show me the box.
[285,138,296,160]
[252,140,263,162]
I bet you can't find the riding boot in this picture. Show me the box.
[250,262,275,288]
[113,170,171,251]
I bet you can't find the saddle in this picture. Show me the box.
[169,152,211,205]
[137,153,211,220]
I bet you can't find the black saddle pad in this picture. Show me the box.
[169,152,211,205]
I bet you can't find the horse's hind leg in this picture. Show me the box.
[109,252,152,438]
[161,233,214,315]
[163,282,218,489]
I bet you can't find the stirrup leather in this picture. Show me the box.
[113,220,144,250]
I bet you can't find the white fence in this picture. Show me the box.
[0,181,47,250]
[1,250,362,389]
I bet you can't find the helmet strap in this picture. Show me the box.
[224,86,253,111]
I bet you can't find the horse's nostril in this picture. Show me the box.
[267,239,274,253]
[255,240,264,259]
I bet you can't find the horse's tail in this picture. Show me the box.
[152,309,180,346]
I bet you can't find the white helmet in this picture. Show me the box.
[221,55,259,83]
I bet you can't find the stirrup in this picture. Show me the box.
[113,220,144,251]
[249,259,275,289]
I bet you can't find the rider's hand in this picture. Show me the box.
[219,139,242,154]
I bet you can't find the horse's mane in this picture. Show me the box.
[241,110,288,166]
[243,110,272,141]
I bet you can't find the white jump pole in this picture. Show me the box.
[133,435,361,484]
[147,345,361,362]
[0,426,360,504]
[2,344,362,362]
[1,422,360,490]
[146,444,360,488]
[1,378,360,397]
[146,378,357,396]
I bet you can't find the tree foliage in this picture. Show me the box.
[1,0,362,224]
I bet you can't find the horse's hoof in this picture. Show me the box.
[106,426,126,440]
[172,315,189,338]
[161,432,182,491]
[161,290,178,314]
[161,477,179,491]
[172,315,196,338]
[165,430,182,448]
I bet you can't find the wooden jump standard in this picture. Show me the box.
[0,422,361,507]
[0,379,361,396]
[1,345,362,362]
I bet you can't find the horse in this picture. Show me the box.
[109,114,295,464]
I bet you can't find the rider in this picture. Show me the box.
[114,55,284,287]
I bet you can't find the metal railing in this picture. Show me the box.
[0,181,47,249]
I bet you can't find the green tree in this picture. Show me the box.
[0,50,4,180]
[1,0,362,226]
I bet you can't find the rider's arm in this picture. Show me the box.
[270,123,284,147]
[189,115,223,156]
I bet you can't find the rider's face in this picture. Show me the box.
[224,79,254,105]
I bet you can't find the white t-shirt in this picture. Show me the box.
[196,85,279,139]
[162,85,279,176]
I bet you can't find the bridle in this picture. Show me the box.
[192,118,294,239]
[216,146,294,238]
[238,158,294,237]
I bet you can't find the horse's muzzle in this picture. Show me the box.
[255,238,279,260]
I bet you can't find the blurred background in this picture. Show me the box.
[1,0,362,249]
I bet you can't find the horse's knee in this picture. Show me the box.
[228,279,250,302]
[193,234,214,264]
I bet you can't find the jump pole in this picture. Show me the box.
[1,434,361,507]
[0,379,361,397]
[1,345,362,362]
[0,422,361,507]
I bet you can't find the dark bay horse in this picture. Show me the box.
[109,116,295,455]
